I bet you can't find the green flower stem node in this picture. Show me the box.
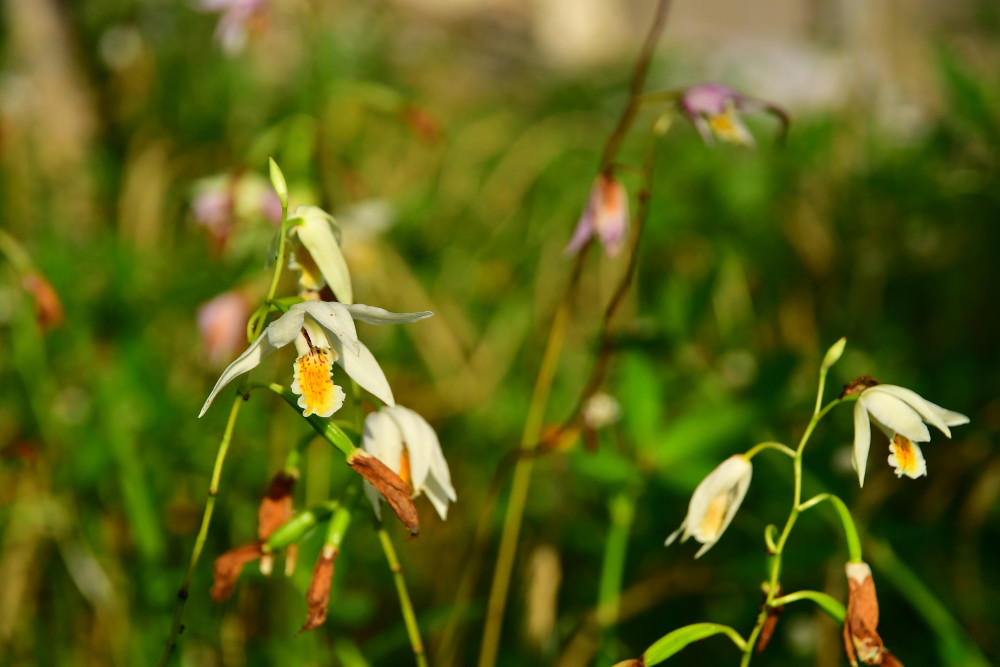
[266,383,358,457]
[265,503,337,551]
[268,157,288,210]
[643,623,748,664]
[798,493,862,562]
[325,505,352,548]
[770,590,846,623]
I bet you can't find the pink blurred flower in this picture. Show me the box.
[679,82,789,147]
[191,172,281,251]
[564,173,629,258]
[198,290,251,368]
[197,0,265,55]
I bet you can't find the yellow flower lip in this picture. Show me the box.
[291,347,345,418]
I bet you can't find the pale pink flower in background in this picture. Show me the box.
[198,290,251,367]
[191,172,281,250]
[679,82,789,147]
[564,173,629,258]
[197,0,265,55]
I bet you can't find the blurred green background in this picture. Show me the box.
[1,0,998,665]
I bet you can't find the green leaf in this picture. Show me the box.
[643,623,747,664]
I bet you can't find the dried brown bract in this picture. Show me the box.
[300,546,337,633]
[842,561,905,666]
[348,449,419,535]
[211,541,263,602]
[840,376,881,399]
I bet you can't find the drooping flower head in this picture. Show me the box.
[287,205,354,304]
[362,405,456,521]
[847,378,969,486]
[679,82,789,147]
[564,173,629,258]
[665,454,752,558]
[199,302,432,419]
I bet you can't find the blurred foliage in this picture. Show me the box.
[1,1,999,666]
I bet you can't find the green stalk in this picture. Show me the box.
[157,396,243,667]
[378,526,430,667]
[738,397,843,666]
[596,486,640,665]
[798,493,862,562]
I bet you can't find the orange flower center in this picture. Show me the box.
[698,494,728,540]
[399,447,412,488]
[292,348,343,417]
[890,433,919,476]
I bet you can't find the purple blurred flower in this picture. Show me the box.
[197,0,265,55]
[679,83,789,147]
[564,174,629,258]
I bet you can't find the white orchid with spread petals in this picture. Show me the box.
[199,301,432,419]
[362,405,456,521]
[665,455,752,558]
[852,383,969,486]
[288,206,354,304]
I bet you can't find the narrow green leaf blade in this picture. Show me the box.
[643,623,746,664]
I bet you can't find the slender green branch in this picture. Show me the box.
[378,526,430,667]
[596,486,640,665]
[158,396,243,667]
[264,383,358,457]
[744,441,796,461]
[771,590,846,622]
[798,493,862,562]
[739,397,843,666]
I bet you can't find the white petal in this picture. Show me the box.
[297,301,360,357]
[294,209,353,304]
[363,410,404,473]
[853,399,872,487]
[871,385,953,437]
[860,391,930,442]
[363,481,383,520]
[385,406,435,491]
[422,474,453,520]
[341,304,434,325]
[924,399,970,430]
[683,456,751,557]
[333,338,394,406]
[265,307,306,348]
[664,522,687,546]
[199,331,275,417]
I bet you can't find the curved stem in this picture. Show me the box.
[157,396,243,667]
[744,441,796,461]
[378,526,430,667]
[739,398,842,666]
[771,590,846,623]
[798,493,862,563]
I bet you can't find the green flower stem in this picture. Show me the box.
[157,395,243,667]
[770,590,846,622]
[798,493,862,563]
[744,441,796,461]
[378,526,430,667]
[739,398,841,667]
[596,486,640,665]
[478,297,572,667]
[251,194,291,339]
[264,383,358,457]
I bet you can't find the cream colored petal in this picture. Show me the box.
[386,406,435,492]
[860,391,930,442]
[852,399,872,486]
[264,307,306,348]
[675,456,751,557]
[341,304,434,325]
[294,210,353,304]
[298,301,360,357]
[871,385,953,437]
[331,338,394,407]
[923,398,970,429]
[422,474,453,520]
[199,331,276,417]
[664,521,687,546]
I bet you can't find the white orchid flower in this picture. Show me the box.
[852,384,969,486]
[199,301,432,419]
[665,455,752,558]
[288,205,354,304]
[362,406,456,521]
